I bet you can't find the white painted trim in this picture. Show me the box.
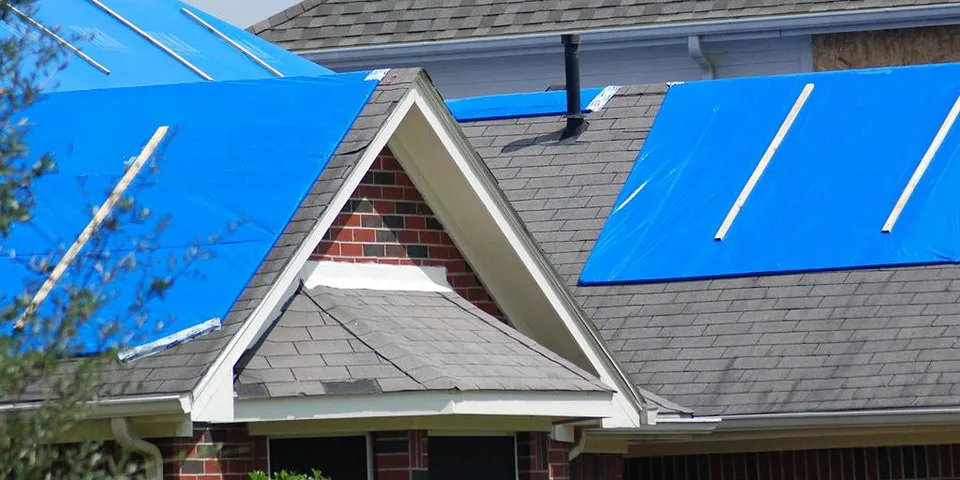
[234,390,616,423]
[0,393,191,418]
[715,82,814,241]
[398,83,645,428]
[586,86,621,112]
[883,93,960,232]
[303,261,452,292]
[189,88,419,422]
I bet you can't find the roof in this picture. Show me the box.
[234,284,609,399]
[8,0,330,92]
[581,65,960,285]
[12,69,420,400]
[462,79,960,416]
[251,0,960,52]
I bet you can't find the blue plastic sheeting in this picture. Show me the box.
[446,88,605,122]
[580,63,960,285]
[0,72,378,353]
[1,0,332,92]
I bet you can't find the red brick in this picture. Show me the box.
[403,188,423,201]
[329,227,352,242]
[405,216,427,230]
[203,460,221,474]
[352,228,376,242]
[376,471,411,480]
[377,454,412,470]
[396,172,414,186]
[419,231,442,245]
[397,230,420,244]
[381,156,402,170]
[373,200,396,214]
[316,241,339,256]
[357,185,382,198]
[338,243,363,256]
[383,186,405,200]
[445,260,468,274]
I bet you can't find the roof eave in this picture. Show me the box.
[0,392,192,419]
[299,3,960,63]
[233,390,617,423]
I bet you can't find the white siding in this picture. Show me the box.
[320,36,812,99]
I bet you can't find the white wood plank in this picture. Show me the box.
[882,93,960,233]
[17,126,169,329]
[714,82,815,241]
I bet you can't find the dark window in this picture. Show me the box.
[270,436,368,480]
[429,436,516,480]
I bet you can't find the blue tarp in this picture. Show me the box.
[447,88,606,122]
[580,63,960,285]
[1,73,378,352]
[2,0,332,92]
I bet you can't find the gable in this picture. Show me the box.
[315,147,507,323]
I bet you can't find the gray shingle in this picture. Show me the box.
[252,1,960,51]
[234,285,611,399]
[465,84,960,416]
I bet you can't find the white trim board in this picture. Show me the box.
[303,260,452,292]
[234,390,616,422]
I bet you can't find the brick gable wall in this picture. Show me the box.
[314,148,507,323]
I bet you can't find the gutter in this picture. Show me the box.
[687,35,715,80]
[111,418,163,480]
[0,393,191,419]
[301,4,960,62]
[718,406,960,431]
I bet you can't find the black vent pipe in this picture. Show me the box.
[562,33,585,138]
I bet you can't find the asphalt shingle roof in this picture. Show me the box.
[235,284,610,399]
[251,0,960,52]
[464,84,960,416]
[18,70,423,402]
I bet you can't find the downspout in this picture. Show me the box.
[110,417,163,480]
[687,35,715,79]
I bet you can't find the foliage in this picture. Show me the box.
[0,1,218,478]
[249,469,332,480]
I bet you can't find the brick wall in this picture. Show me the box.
[314,148,507,323]
[157,425,267,479]
[574,454,624,480]
[625,444,960,480]
[551,441,574,480]
[374,431,428,480]
[519,432,551,480]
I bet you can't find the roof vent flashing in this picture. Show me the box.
[562,34,586,139]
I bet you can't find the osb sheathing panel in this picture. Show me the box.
[814,26,960,71]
